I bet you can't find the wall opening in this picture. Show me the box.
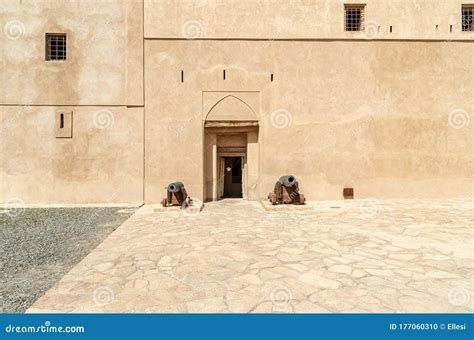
[344,4,366,31]
[222,156,243,198]
[202,92,260,202]
[45,33,67,61]
[462,5,474,31]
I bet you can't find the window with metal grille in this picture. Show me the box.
[46,33,66,61]
[462,5,474,31]
[345,4,365,31]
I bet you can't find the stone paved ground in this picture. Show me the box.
[28,199,473,313]
[1,207,137,312]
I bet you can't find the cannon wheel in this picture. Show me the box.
[299,194,306,205]
[161,198,168,207]
[269,193,277,205]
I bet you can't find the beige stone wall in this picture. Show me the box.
[1,0,143,105]
[1,106,144,203]
[1,0,144,203]
[145,0,474,40]
[1,0,473,203]
[145,39,473,201]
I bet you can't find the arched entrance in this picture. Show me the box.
[202,92,259,202]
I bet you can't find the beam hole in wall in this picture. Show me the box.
[436,25,439,31]
[389,25,393,33]
[450,25,453,32]
[55,111,73,138]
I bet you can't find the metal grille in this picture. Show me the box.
[46,34,66,61]
[345,5,365,31]
[462,5,473,31]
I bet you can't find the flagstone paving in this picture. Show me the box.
[28,198,473,313]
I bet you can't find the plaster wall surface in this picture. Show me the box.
[1,0,143,106]
[0,106,144,203]
[1,0,473,203]
[144,39,473,201]
[1,0,144,203]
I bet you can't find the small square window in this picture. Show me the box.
[46,33,67,61]
[462,5,474,31]
[345,4,366,31]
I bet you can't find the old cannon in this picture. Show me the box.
[268,175,305,205]
[161,181,191,208]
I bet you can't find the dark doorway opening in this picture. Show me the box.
[223,157,243,198]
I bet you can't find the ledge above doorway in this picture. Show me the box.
[204,120,258,128]
[204,120,258,133]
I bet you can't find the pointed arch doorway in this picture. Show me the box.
[202,92,260,202]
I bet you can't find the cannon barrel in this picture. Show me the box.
[167,181,184,193]
[278,175,297,187]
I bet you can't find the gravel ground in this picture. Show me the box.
[0,207,138,313]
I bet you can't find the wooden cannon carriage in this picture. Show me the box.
[268,175,305,205]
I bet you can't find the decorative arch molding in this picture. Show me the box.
[205,95,257,121]
[203,91,260,122]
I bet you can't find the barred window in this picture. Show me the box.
[462,5,474,31]
[345,4,366,31]
[46,33,66,61]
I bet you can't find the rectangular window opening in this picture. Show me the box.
[46,33,67,61]
[344,4,366,31]
[181,70,184,83]
[223,69,226,80]
[60,113,64,128]
[462,5,473,31]
[271,73,274,82]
